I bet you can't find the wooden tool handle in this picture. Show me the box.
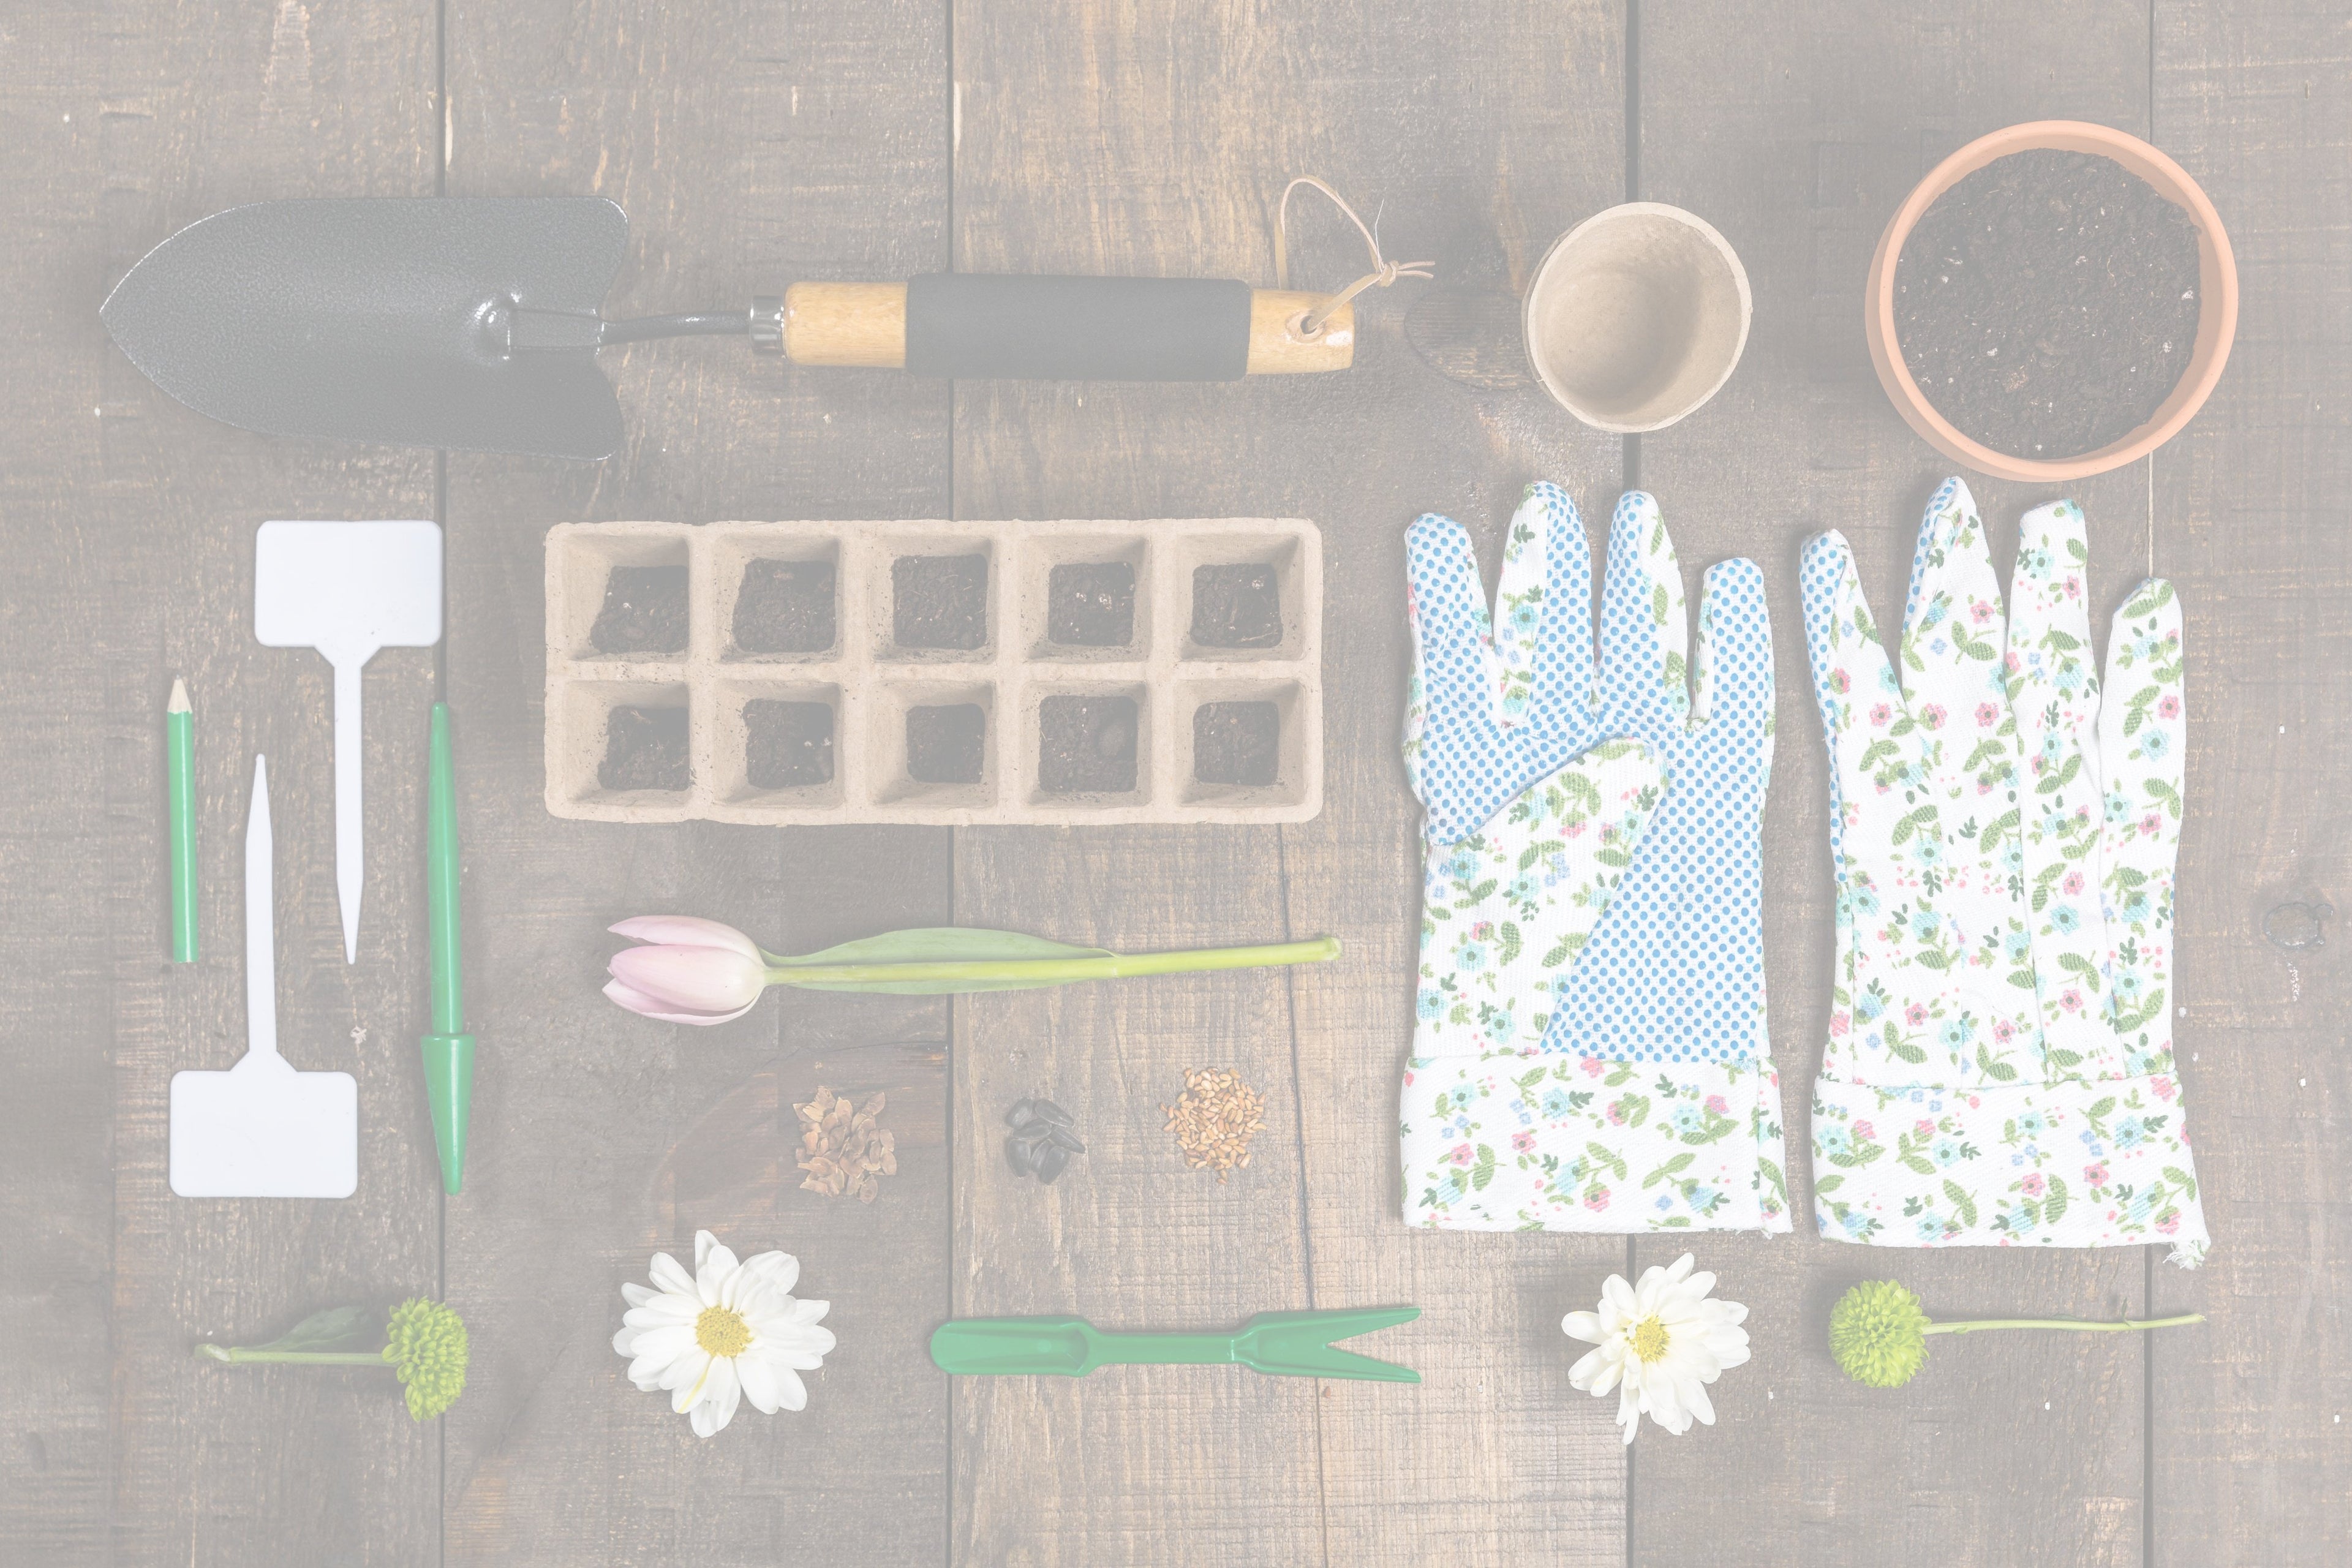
[781,282,908,368]
[779,278,1351,376]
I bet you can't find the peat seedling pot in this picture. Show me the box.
[1523,202,1752,434]
[1865,120,2238,483]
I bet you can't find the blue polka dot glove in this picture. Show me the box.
[1400,483,1789,1233]
[1803,478,2207,1267]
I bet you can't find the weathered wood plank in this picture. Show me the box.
[71,4,446,1565]
[1632,6,2163,1564]
[2149,6,2352,1562]
[0,13,129,1552]
[948,2,1628,1562]
[436,0,956,1561]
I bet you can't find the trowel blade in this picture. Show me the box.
[101,197,630,460]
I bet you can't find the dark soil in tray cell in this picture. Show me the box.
[1038,695,1138,794]
[1190,564,1283,648]
[590,564,690,655]
[1193,701,1281,786]
[893,553,990,650]
[744,699,836,790]
[1046,562,1137,646]
[1894,149,2203,461]
[733,559,837,653]
[907,703,987,785]
[601,705,690,791]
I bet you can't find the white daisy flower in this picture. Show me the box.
[1562,1251,1749,1444]
[612,1229,836,1438]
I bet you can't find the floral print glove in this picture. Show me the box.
[1801,478,2207,1267]
[1400,484,1787,1234]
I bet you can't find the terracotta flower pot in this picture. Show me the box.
[1864,120,2237,483]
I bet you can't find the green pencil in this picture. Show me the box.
[167,679,197,962]
[420,703,475,1194]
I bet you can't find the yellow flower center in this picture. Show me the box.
[1630,1315,1671,1363]
[695,1305,752,1359]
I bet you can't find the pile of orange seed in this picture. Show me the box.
[796,1086,897,1202]
[1162,1068,1266,1183]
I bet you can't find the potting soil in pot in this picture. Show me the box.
[1894,149,2201,461]
[907,703,986,784]
[591,565,690,655]
[1046,562,1136,646]
[893,554,989,650]
[1191,564,1282,648]
[601,705,690,791]
[744,699,836,789]
[1038,695,1137,794]
[734,559,837,654]
[1193,701,1280,786]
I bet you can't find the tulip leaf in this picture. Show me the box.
[770,927,1117,994]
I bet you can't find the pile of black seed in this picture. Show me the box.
[1005,1096,1084,1184]
[1893,149,2202,461]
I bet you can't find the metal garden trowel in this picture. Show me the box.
[100,197,1359,461]
[168,756,359,1199]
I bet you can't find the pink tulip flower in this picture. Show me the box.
[605,916,771,1025]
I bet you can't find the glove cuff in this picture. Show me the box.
[1811,1071,2209,1267]
[1402,1050,1791,1234]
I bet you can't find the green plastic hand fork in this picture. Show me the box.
[929,1306,1420,1382]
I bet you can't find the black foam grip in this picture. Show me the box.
[903,274,1251,381]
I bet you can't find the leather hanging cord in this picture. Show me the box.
[1274,176,1435,338]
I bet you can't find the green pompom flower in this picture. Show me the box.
[383,1297,471,1420]
[1829,1279,2204,1389]
[1830,1279,1932,1387]
[196,1298,470,1420]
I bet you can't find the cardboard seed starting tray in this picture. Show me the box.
[545,518,1322,825]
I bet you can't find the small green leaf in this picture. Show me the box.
[1643,1152,1697,1189]
[1586,1142,1629,1182]
[244,1305,384,1355]
[1891,805,1939,845]
[1942,1180,1978,1228]
[2043,1176,2070,1224]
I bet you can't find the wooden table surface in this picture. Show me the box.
[4,2,2345,1564]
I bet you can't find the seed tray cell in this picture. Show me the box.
[545,518,1321,824]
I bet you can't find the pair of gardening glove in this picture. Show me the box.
[1802,478,2207,1266]
[1398,483,1790,1233]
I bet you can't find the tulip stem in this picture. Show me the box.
[1924,1313,2204,1337]
[762,936,1341,988]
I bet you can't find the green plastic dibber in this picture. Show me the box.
[420,703,473,1196]
[929,1306,1420,1383]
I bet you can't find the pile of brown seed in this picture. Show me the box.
[1162,1068,1266,1183]
[796,1087,897,1202]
